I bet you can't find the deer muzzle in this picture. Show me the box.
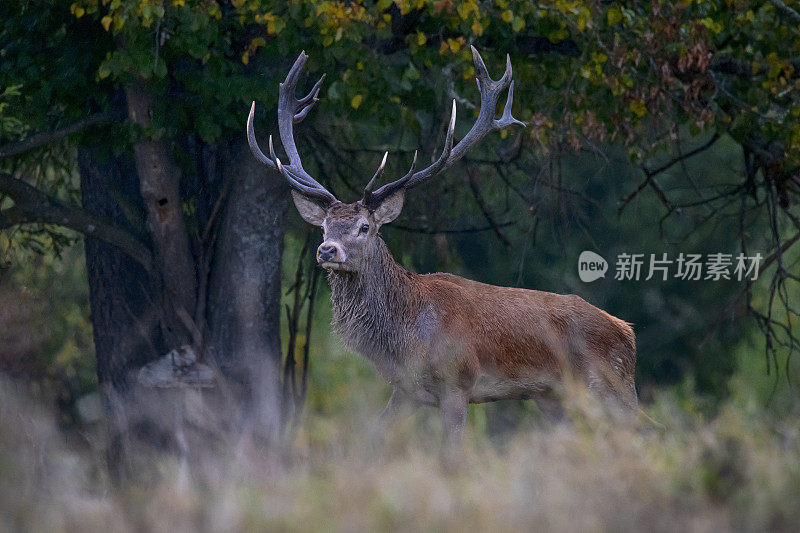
[317,242,345,267]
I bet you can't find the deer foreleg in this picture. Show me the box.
[439,388,469,471]
[369,387,417,446]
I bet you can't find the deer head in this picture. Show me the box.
[246,48,525,273]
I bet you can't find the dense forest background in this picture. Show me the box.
[2,0,800,529]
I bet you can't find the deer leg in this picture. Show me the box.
[535,396,566,425]
[369,388,417,447]
[439,388,469,471]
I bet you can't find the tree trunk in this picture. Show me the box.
[206,137,288,443]
[125,81,197,348]
[77,144,164,479]
[78,126,289,474]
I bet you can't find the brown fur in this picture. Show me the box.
[293,194,638,455]
[326,233,637,411]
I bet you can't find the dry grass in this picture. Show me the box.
[2,375,799,533]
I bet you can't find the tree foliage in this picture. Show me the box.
[1,0,799,401]
[48,1,799,162]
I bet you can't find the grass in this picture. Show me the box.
[2,350,800,533]
[3,279,799,531]
[2,276,800,531]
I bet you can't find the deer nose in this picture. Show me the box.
[317,243,340,263]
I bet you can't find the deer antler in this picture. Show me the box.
[361,46,526,210]
[247,51,338,206]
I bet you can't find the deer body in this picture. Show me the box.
[327,226,637,411]
[247,48,638,461]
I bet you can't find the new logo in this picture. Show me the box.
[578,251,608,282]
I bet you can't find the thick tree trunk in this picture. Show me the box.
[77,145,165,478]
[125,81,197,347]
[78,127,288,474]
[206,137,288,442]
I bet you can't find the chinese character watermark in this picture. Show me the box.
[579,251,762,282]
[614,253,644,281]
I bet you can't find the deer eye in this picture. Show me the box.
[359,224,370,234]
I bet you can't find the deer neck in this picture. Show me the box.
[327,238,417,363]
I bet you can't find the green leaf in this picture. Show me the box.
[607,6,622,26]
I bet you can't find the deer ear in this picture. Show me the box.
[291,191,327,226]
[372,190,405,225]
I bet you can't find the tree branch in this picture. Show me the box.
[644,133,720,178]
[767,0,800,26]
[759,229,800,276]
[711,54,800,78]
[0,111,120,159]
[391,221,515,235]
[0,173,154,272]
[618,133,720,216]
[516,35,580,57]
[465,164,512,248]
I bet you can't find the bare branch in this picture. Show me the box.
[466,164,511,248]
[644,132,720,178]
[618,133,720,217]
[711,54,800,78]
[759,230,800,277]
[0,173,154,272]
[390,221,515,235]
[0,111,120,159]
[766,0,800,26]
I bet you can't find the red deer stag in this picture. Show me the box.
[247,49,637,460]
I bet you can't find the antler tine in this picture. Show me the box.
[268,134,276,161]
[365,100,456,207]
[362,48,525,209]
[364,151,389,193]
[298,74,326,107]
[447,46,525,163]
[416,98,457,182]
[277,52,310,170]
[472,45,492,90]
[403,150,418,179]
[247,102,277,170]
[495,81,526,129]
[270,134,319,188]
[499,53,513,89]
[247,51,339,206]
[276,157,338,204]
[294,73,326,123]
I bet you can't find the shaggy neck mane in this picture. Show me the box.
[327,237,419,361]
